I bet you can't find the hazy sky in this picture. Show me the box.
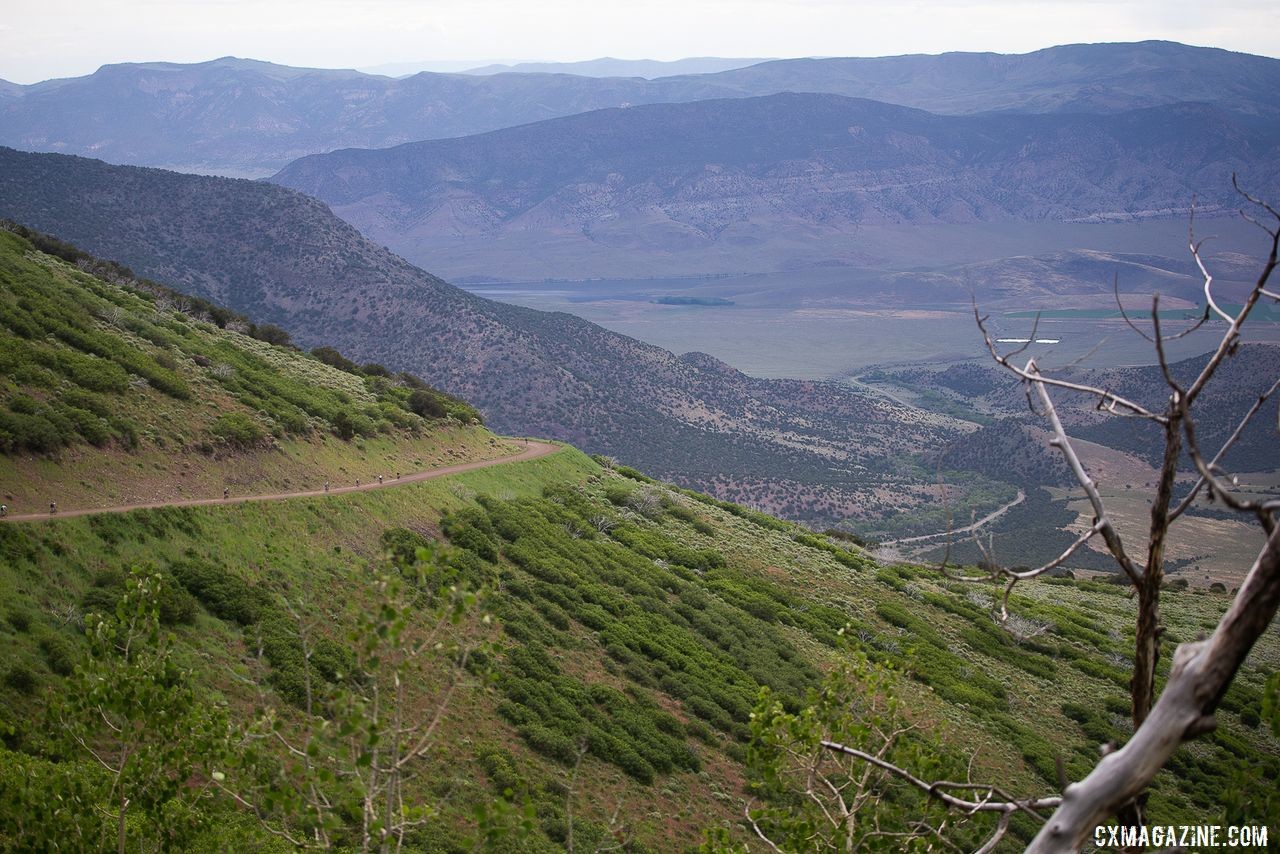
[2,0,1276,83]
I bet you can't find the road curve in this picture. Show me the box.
[878,489,1026,547]
[0,440,561,523]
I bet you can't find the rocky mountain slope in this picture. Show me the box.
[2,42,1276,176]
[0,147,971,526]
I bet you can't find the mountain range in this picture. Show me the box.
[0,146,970,527]
[460,56,771,77]
[271,91,1280,282]
[2,41,1276,176]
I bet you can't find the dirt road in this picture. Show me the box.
[0,440,560,523]
[878,489,1026,548]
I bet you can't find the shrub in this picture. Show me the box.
[59,405,111,446]
[6,609,32,633]
[331,408,376,440]
[0,409,67,453]
[110,416,140,450]
[249,323,292,347]
[311,346,358,373]
[210,412,265,448]
[170,559,266,626]
[37,633,77,676]
[81,568,198,626]
[53,350,130,393]
[407,389,447,419]
[381,527,434,565]
[3,664,37,694]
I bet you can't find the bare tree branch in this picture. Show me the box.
[819,740,1061,817]
[1028,523,1280,852]
[974,305,1167,422]
[1169,384,1280,524]
[1027,361,1144,584]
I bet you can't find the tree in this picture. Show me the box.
[50,569,225,853]
[214,542,501,851]
[730,648,997,852]
[963,186,1279,849]
[731,185,1280,850]
[407,389,447,420]
[250,322,294,347]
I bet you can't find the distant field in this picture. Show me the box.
[1057,484,1270,589]
[457,215,1276,379]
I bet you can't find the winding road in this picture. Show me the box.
[878,489,1026,548]
[0,440,561,523]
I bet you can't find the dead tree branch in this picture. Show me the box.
[1028,523,1280,851]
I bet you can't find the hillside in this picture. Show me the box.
[0,148,980,529]
[0,225,496,515]
[270,93,1280,281]
[1,42,1277,176]
[0,210,1275,849]
[1,439,1276,848]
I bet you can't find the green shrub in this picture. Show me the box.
[311,346,358,372]
[6,609,32,633]
[53,349,130,393]
[331,408,376,440]
[0,409,67,453]
[407,389,447,419]
[37,632,77,676]
[109,416,139,449]
[381,527,434,565]
[170,559,266,626]
[81,568,198,626]
[3,664,37,694]
[210,412,266,448]
[58,405,112,446]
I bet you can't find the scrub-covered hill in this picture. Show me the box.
[1,448,1275,849]
[0,224,493,515]
[0,235,1274,845]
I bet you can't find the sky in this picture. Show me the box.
[2,0,1276,83]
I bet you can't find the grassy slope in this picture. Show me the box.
[1,451,1276,849]
[0,228,506,514]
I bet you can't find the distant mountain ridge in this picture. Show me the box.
[460,57,772,78]
[269,92,1280,280]
[2,41,1277,176]
[0,147,968,526]
[697,41,1280,117]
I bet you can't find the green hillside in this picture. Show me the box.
[0,225,1276,850]
[0,225,493,515]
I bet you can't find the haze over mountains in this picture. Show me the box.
[2,41,1276,176]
